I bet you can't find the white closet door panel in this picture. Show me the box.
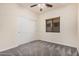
[16,16,36,45]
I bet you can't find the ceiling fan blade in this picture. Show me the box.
[45,4,53,7]
[30,4,37,7]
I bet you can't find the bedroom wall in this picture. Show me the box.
[37,4,78,49]
[77,4,79,51]
[16,4,38,45]
[0,4,37,51]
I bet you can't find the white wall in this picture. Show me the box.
[37,4,78,48]
[16,12,37,45]
[0,4,37,51]
[77,4,79,51]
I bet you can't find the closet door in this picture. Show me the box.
[16,16,36,45]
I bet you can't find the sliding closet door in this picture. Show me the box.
[16,16,36,45]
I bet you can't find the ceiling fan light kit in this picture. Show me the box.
[30,3,53,11]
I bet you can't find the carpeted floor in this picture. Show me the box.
[0,40,78,56]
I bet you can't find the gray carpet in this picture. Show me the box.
[0,40,78,56]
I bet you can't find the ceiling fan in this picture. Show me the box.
[30,3,53,11]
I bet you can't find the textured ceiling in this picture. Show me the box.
[17,3,70,14]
